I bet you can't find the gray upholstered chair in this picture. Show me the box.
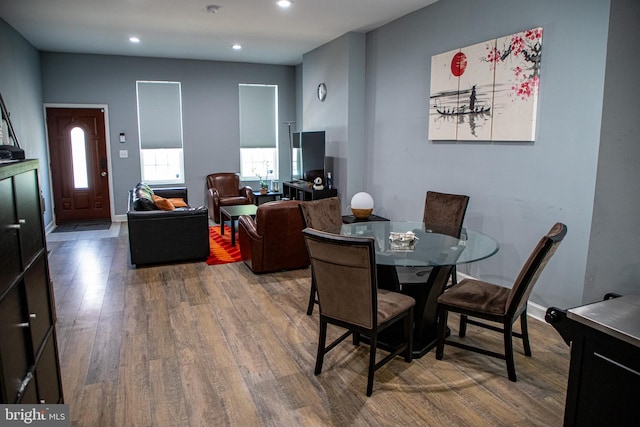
[422,191,470,232]
[299,197,342,315]
[397,191,469,286]
[435,222,567,381]
[302,228,415,396]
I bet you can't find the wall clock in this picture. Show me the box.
[317,83,327,101]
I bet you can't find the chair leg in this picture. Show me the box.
[504,321,517,382]
[435,306,448,360]
[404,310,413,363]
[366,335,377,397]
[451,265,458,285]
[353,331,361,345]
[520,312,532,356]
[306,277,317,315]
[459,314,468,337]
[315,320,327,375]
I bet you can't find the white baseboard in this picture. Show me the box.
[45,222,56,234]
[526,301,548,323]
[113,214,127,222]
[455,271,475,281]
[454,271,549,323]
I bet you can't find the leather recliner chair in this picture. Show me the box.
[238,200,310,274]
[206,172,255,222]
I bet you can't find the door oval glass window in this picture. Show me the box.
[71,126,89,189]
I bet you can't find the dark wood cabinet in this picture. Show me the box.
[0,160,63,404]
[559,295,640,427]
[282,180,337,201]
[0,176,21,296]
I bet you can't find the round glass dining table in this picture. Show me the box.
[335,221,499,268]
[327,221,500,357]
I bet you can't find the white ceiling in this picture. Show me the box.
[0,0,438,65]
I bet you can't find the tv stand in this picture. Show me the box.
[283,181,337,201]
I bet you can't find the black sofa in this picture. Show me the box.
[127,187,209,266]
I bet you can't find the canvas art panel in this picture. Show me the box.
[454,41,495,141]
[490,28,543,141]
[428,27,543,142]
[429,48,460,140]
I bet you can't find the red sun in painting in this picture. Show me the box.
[451,52,467,76]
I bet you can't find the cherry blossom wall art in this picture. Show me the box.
[428,27,543,141]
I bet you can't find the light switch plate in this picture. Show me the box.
[119,150,128,158]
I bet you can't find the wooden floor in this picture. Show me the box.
[47,226,571,427]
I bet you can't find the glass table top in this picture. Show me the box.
[329,221,500,267]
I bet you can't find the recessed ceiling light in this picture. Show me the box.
[276,1,293,8]
[129,37,140,43]
[206,5,220,13]
[232,44,242,50]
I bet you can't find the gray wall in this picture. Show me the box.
[359,0,611,309]
[302,32,366,207]
[585,0,640,302]
[40,53,296,215]
[0,19,52,226]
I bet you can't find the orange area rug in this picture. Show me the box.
[206,225,242,265]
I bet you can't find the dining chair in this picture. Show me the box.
[299,197,342,315]
[435,222,567,381]
[302,228,415,396]
[397,191,469,286]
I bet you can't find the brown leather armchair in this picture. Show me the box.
[238,200,310,274]
[206,172,255,222]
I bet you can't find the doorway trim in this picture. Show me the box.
[43,103,116,225]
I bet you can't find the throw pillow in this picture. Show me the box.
[133,184,156,211]
[152,194,175,211]
[137,182,153,193]
[168,198,188,207]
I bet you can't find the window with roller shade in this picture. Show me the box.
[136,81,185,184]
[239,84,278,181]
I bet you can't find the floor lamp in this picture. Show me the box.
[283,121,295,180]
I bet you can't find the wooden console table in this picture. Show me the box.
[342,214,389,224]
[282,181,337,201]
[253,190,282,205]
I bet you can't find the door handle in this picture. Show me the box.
[101,171,107,177]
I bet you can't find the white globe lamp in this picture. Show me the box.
[350,192,374,219]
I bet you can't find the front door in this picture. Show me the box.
[46,107,111,223]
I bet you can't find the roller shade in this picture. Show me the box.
[137,81,183,149]
[239,84,277,148]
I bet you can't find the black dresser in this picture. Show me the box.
[0,159,64,404]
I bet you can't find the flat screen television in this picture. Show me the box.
[291,131,325,183]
